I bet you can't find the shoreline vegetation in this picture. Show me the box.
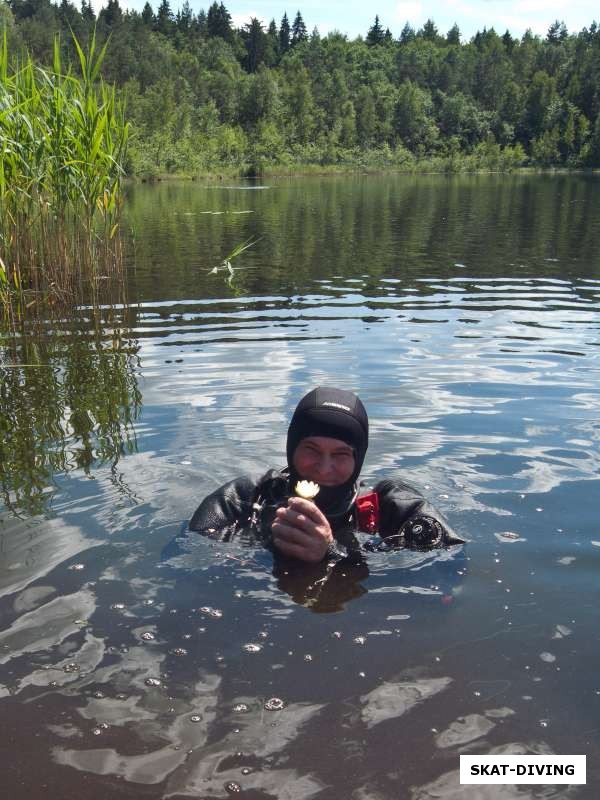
[2,2,600,181]
[0,29,128,323]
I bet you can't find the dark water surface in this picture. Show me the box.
[1,174,599,799]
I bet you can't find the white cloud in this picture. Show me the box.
[231,12,270,30]
[393,2,425,26]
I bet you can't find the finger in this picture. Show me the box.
[273,538,322,563]
[272,520,314,546]
[287,497,327,525]
[275,506,316,533]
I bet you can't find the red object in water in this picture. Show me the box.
[356,492,379,533]
[441,595,454,605]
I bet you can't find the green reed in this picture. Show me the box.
[0,29,129,319]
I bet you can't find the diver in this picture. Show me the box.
[189,387,464,563]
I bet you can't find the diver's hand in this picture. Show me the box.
[272,497,333,563]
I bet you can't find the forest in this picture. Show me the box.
[2,0,600,175]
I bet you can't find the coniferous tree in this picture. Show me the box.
[502,30,514,52]
[265,19,279,65]
[99,0,122,28]
[156,0,173,35]
[291,10,307,46]
[177,1,192,33]
[399,23,415,45]
[446,23,460,45]
[279,12,290,53]
[547,20,568,43]
[80,0,95,24]
[242,17,267,73]
[366,15,385,46]
[207,1,233,41]
[420,19,439,42]
[195,9,207,35]
[141,2,154,27]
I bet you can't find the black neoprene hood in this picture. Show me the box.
[286,387,369,485]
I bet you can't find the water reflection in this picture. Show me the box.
[0,306,141,515]
[1,175,599,799]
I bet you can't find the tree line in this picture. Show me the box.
[2,0,600,174]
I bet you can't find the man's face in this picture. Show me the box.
[292,436,355,487]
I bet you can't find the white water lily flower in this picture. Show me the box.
[295,480,320,500]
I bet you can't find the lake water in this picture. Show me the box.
[1,173,599,799]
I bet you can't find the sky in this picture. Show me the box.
[114,0,598,41]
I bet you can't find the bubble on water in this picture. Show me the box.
[495,531,522,542]
[264,697,285,711]
[63,662,80,673]
[353,636,366,645]
[304,654,313,662]
[91,722,109,736]
[145,677,162,687]
[69,563,85,571]
[141,632,155,641]
[93,691,105,699]
[116,693,127,700]
[553,624,572,639]
[258,631,268,640]
[170,648,188,656]
[243,643,262,653]
[225,782,241,793]
[241,768,252,775]
[473,691,481,697]
[233,703,249,713]
[540,652,556,663]
[190,715,202,723]
[539,719,549,727]
[74,619,88,626]
[535,508,543,512]
[233,591,243,598]
[331,631,342,639]
[199,605,224,617]
[49,680,58,688]
[358,672,366,678]
[143,599,155,606]
[110,603,126,611]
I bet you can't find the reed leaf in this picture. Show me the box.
[0,29,128,316]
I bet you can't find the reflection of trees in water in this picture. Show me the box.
[0,307,141,516]
[124,175,600,302]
